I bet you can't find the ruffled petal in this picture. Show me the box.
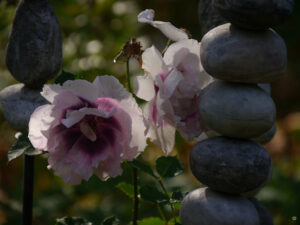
[41,84,63,103]
[142,46,169,79]
[159,68,183,99]
[144,101,175,154]
[93,75,131,100]
[62,79,99,102]
[28,104,56,150]
[138,9,189,42]
[134,75,155,101]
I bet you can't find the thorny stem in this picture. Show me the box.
[156,203,168,224]
[22,155,34,225]
[126,58,139,225]
[158,179,177,223]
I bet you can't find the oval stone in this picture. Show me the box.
[252,124,276,144]
[201,23,287,83]
[180,187,259,225]
[0,84,48,131]
[213,0,294,30]
[199,80,276,138]
[257,83,271,95]
[249,198,274,225]
[190,137,272,194]
[6,0,62,89]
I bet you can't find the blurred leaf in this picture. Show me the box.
[8,132,42,162]
[140,185,169,204]
[55,70,77,85]
[138,217,165,225]
[101,216,119,225]
[55,216,92,225]
[156,156,184,178]
[128,160,157,178]
[116,182,135,199]
[171,191,184,203]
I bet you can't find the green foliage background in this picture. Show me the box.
[0,0,299,224]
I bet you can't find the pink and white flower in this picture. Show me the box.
[28,76,147,185]
[135,39,212,154]
[138,9,189,42]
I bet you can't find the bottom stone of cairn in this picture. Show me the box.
[180,187,260,225]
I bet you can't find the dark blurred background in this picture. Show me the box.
[0,0,299,224]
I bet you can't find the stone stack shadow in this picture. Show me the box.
[180,0,294,224]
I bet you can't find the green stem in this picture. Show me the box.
[126,58,139,225]
[162,39,172,56]
[156,203,167,224]
[132,167,139,225]
[158,179,177,223]
[126,59,133,94]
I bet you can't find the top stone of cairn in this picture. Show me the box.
[213,0,294,30]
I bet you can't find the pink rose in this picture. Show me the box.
[135,39,212,154]
[29,76,147,185]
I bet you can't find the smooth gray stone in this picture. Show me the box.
[198,0,227,35]
[6,0,62,89]
[213,0,294,30]
[199,80,276,138]
[180,187,260,225]
[0,84,48,131]
[242,164,273,197]
[249,198,274,225]
[201,23,287,83]
[258,83,271,95]
[252,124,276,144]
[190,137,272,194]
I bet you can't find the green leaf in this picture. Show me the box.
[55,216,92,225]
[55,70,76,85]
[140,185,169,204]
[156,156,184,178]
[171,191,184,203]
[101,216,119,225]
[116,182,135,199]
[138,217,165,225]
[8,132,42,162]
[128,160,157,178]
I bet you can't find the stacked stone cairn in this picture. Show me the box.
[0,0,62,131]
[180,0,294,224]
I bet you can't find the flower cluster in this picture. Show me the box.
[28,9,211,184]
[136,9,212,153]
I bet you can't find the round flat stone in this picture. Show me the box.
[213,0,294,30]
[190,136,272,194]
[252,124,276,144]
[6,0,62,89]
[199,80,276,138]
[0,84,48,131]
[180,187,259,225]
[249,198,274,225]
[201,23,287,83]
[258,83,271,95]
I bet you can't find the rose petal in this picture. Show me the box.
[28,104,56,150]
[138,9,188,42]
[62,79,99,102]
[93,75,131,100]
[41,84,63,103]
[142,46,169,79]
[134,75,155,101]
